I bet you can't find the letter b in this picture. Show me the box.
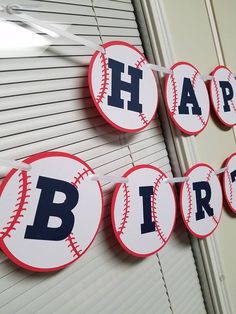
[25,176,79,241]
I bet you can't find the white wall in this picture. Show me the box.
[155,0,236,311]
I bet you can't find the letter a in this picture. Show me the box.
[179,78,202,115]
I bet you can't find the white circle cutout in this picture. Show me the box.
[165,62,210,135]
[180,163,222,238]
[88,41,158,133]
[111,165,176,257]
[0,152,103,272]
[210,65,236,127]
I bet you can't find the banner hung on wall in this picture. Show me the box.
[0,152,103,272]
[0,152,236,270]
[88,41,158,133]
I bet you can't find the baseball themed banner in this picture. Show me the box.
[180,163,223,238]
[222,153,236,213]
[88,41,158,133]
[1,152,236,268]
[164,62,210,135]
[1,37,236,270]
[0,152,103,272]
[209,66,236,127]
[111,165,176,257]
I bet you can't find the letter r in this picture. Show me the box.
[192,181,214,221]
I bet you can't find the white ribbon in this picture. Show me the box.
[147,63,173,75]
[1,3,105,53]
[0,158,31,171]
[165,176,189,184]
[215,167,228,175]
[200,75,214,81]
[89,175,128,184]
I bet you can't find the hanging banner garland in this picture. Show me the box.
[88,41,158,133]
[111,165,176,257]
[180,163,223,238]
[0,152,103,272]
[209,65,236,127]
[164,62,210,135]
[222,153,236,213]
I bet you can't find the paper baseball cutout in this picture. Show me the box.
[222,153,236,213]
[209,66,236,127]
[111,165,176,257]
[165,62,210,135]
[88,41,158,132]
[180,163,223,238]
[0,152,103,272]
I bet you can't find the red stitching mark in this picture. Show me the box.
[197,114,206,127]
[65,168,91,257]
[191,70,199,89]
[186,181,193,223]
[139,112,148,126]
[72,168,91,188]
[206,169,218,225]
[206,169,214,182]
[135,57,149,126]
[191,70,206,126]
[151,174,167,243]
[96,53,109,106]
[226,169,233,205]
[227,71,232,82]
[65,233,82,258]
[118,183,130,236]
[0,171,31,240]
[213,78,221,113]
[170,74,178,115]
[135,56,146,69]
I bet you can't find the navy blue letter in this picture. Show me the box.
[25,176,79,241]
[178,78,202,115]
[108,58,143,113]
[219,81,234,112]
[231,170,236,183]
[139,186,155,234]
[192,181,214,221]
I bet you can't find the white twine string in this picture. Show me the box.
[146,63,173,75]
[0,158,229,181]
[0,159,31,171]
[165,176,189,184]
[89,175,128,184]
[165,167,228,184]
[147,63,215,81]
[215,166,228,175]
[1,3,105,53]
[200,75,214,81]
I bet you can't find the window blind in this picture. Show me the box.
[0,0,206,313]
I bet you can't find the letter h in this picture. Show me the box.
[108,58,143,113]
